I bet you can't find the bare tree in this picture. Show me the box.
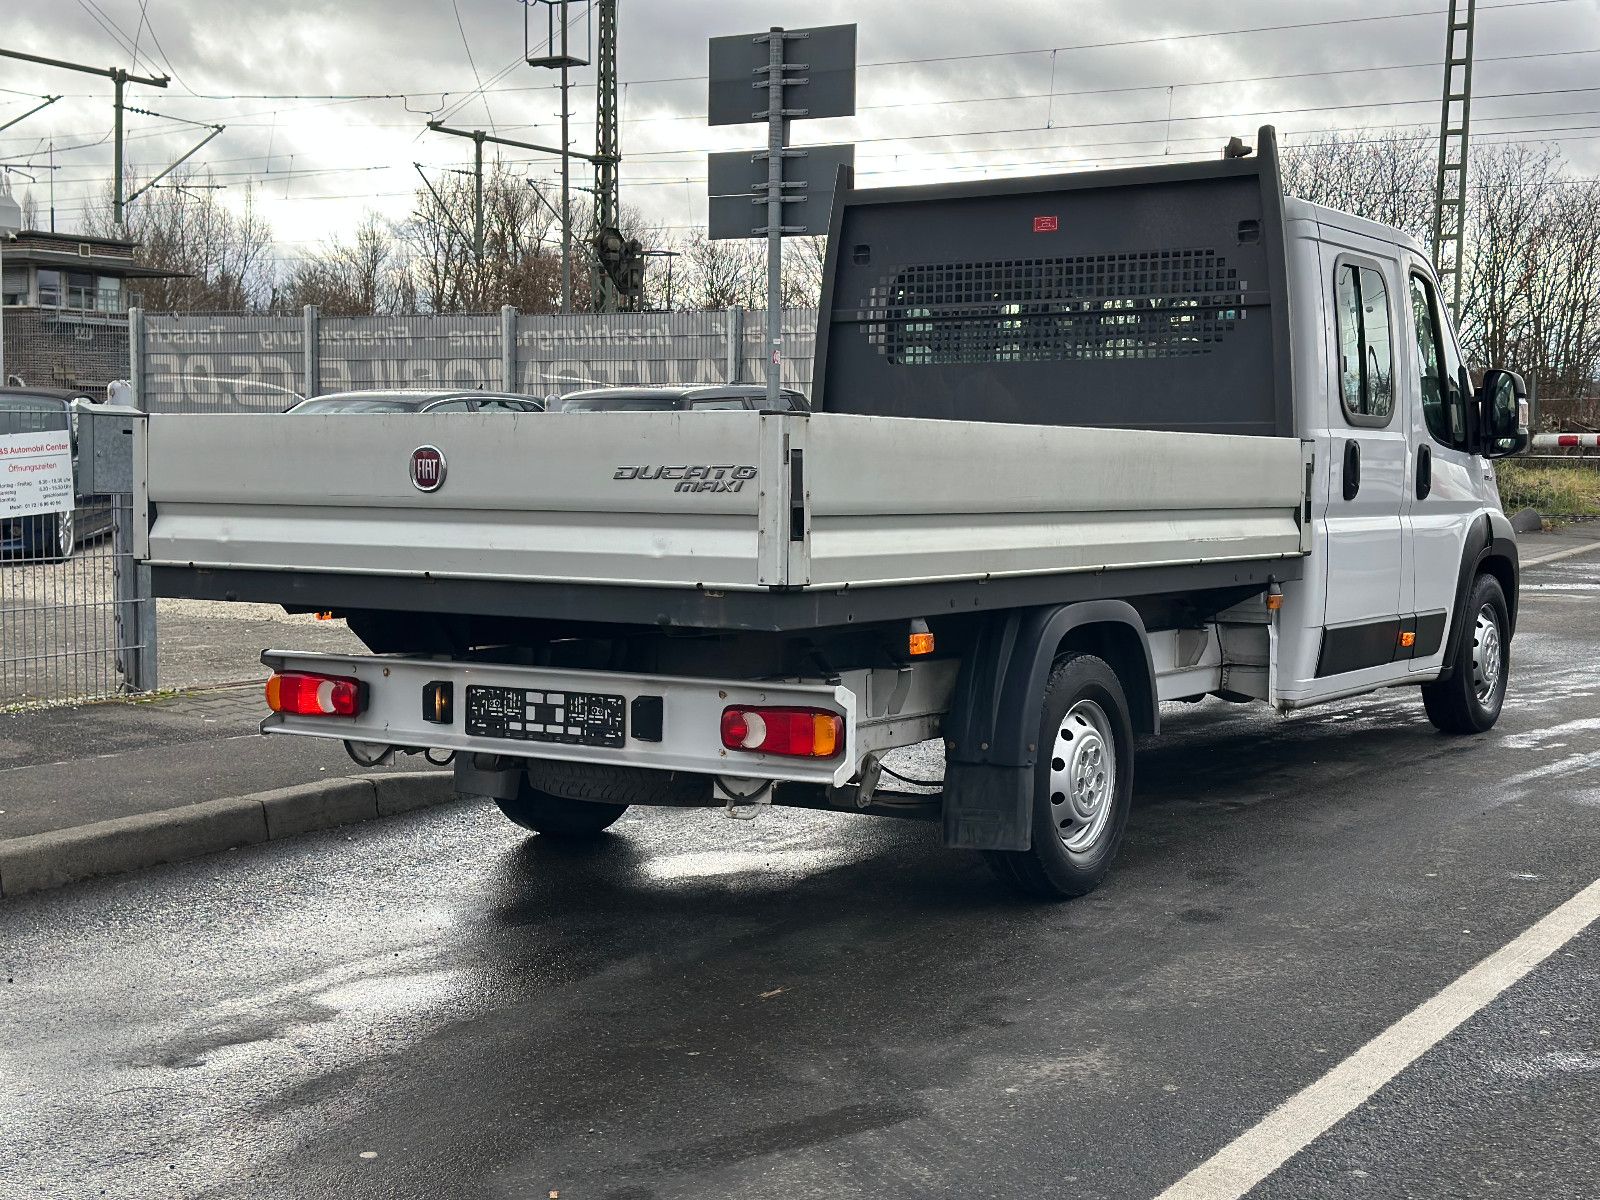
[782,236,828,308]
[83,170,275,311]
[673,231,765,310]
[404,158,562,312]
[1281,129,1436,243]
[278,213,416,316]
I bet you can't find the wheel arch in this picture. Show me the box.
[1441,514,1520,674]
[942,600,1157,852]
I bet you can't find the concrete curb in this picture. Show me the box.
[0,771,458,899]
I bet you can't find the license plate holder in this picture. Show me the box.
[464,685,626,748]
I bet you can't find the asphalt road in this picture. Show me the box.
[3,550,1598,1200]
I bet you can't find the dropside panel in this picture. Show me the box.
[141,411,779,591]
[802,415,1306,589]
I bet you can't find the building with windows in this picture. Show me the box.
[0,230,176,391]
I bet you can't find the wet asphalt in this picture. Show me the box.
[2,550,1598,1200]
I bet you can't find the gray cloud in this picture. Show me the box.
[2,0,1597,254]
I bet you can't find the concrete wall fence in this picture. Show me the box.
[134,306,819,413]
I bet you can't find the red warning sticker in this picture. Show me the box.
[1033,215,1059,233]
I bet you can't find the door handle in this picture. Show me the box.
[1342,439,1361,501]
[1416,444,1432,500]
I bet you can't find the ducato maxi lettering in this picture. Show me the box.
[614,465,758,493]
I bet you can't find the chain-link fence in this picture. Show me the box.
[0,404,151,708]
[137,307,820,410]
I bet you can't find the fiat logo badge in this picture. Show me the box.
[410,445,446,492]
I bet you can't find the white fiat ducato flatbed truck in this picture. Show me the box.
[134,127,1529,899]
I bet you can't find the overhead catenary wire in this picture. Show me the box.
[9,0,1598,234]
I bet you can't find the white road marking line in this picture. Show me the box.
[1523,540,1600,566]
[1156,875,1600,1200]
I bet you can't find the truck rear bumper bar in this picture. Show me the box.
[260,650,957,789]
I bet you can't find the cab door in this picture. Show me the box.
[1313,248,1411,687]
[1400,263,1482,675]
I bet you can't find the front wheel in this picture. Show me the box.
[983,652,1135,900]
[495,775,628,839]
[1422,573,1510,734]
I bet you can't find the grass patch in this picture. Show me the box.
[1497,461,1600,520]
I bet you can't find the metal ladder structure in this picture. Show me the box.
[1431,0,1477,319]
[592,0,622,311]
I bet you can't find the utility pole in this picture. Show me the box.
[1431,0,1476,320]
[426,121,614,293]
[593,0,620,312]
[0,49,169,229]
[559,5,572,313]
[474,130,485,267]
[525,0,597,314]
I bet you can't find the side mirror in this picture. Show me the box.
[1478,368,1529,458]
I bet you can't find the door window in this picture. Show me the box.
[425,400,474,412]
[1409,273,1471,451]
[1333,262,1394,425]
[688,398,747,410]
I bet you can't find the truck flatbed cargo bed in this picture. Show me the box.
[140,410,1309,630]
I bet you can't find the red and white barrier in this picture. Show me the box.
[1532,433,1600,449]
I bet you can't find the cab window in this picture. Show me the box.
[1409,273,1471,450]
[1333,262,1394,426]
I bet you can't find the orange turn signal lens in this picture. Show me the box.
[811,712,840,757]
[1265,593,1284,611]
[1399,630,1417,648]
[719,706,843,758]
[908,631,936,656]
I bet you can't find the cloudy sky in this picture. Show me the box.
[3,0,1598,262]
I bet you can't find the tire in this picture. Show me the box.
[1422,573,1511,735]
[522,757,711,807]
[495,775,627,838]
[983,652,1136,900]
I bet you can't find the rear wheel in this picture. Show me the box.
[984,652,1135,900]
[495,774,627,838]
[1422,573,1510,734]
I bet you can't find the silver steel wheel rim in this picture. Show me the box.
[1471,603,1503,704]
[57,510,73,557]
[1048,698,1117,854]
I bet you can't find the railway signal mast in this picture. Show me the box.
[1430,0,1476,320]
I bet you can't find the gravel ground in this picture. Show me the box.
[156,598,366,690]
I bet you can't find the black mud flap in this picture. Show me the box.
[942,762,1031,851]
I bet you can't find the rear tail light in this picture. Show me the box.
[720,706,842,758]
[265,671,366,717]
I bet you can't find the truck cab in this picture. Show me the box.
[1280,198,1521,714]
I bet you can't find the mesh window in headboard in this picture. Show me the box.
[862,248,1244,366]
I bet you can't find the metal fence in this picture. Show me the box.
[0,408,153,709]
[134,306,819,411]
[2,309,820,708]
